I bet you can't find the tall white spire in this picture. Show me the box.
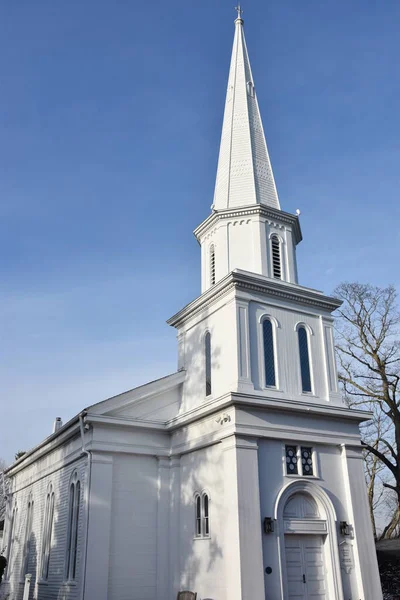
[213,11,280,211]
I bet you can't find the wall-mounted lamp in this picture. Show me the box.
[339,521,350,536]
[264,517,274,534]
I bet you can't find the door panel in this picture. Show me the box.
[285,538,307,600]
[285,535,327,600]
[304,538,327,599]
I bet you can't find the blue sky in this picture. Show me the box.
[1,0,399,464]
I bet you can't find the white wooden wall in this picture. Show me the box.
[2,437,86,600]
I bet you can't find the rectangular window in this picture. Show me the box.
[285,445,298,475]
[285,445,315,477]
[301,447,314,476]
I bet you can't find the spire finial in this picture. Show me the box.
[235,4,243,20]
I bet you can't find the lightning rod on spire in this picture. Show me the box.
[235,4,243,20]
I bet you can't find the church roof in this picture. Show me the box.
[213,11,280,211]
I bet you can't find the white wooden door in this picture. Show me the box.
[285,535,328,600]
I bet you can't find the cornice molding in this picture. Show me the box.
[193,205,302,244]
[167,270,342,329]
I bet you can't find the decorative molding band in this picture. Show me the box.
[193,204,302,244]
[167,270,342,329]
[235,424,361,447]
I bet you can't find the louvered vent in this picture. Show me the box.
[271,236,281,279]
[210,245,216,286]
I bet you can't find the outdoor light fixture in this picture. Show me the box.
[264,517,274,534]
[340,521,350,536]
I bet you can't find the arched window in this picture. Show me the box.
[194,492,210,538]
[5,503,18,578]
[271,235,281,279]
[205,332,212,397]
[41,485,55,580]
[22,495,34,577]
[210,245,216,286]
[66,474,81,580]
[195,494,202,536]
[203,493,209,536]
[298,326,312,393]
[263,319,276,387]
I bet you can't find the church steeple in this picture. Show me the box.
[213,10,280,211]
[194,10,301,293]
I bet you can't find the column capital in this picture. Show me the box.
[170,456,181,468]
[157,456,170,469]
[222,434,259,452]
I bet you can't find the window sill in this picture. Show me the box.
[284,474,320,480]
[193,535,211,541]
[62,580,78,587]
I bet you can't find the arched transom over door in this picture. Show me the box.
[283,493,329,600]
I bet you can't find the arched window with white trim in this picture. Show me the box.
[5,502,18,578]
[262,318,276,387]
[195,494,201,536]
[41,484,55,580]
[203,493,209,536]
[205,332,212,397]
[65,473,81,580]
[209,244,216,286]
[298,326,312,393]
[194,491,210,538]
[271,235,281,279]
[21,494,34,578]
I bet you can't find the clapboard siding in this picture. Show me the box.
[3,442,86,600]
[108,454,158,600]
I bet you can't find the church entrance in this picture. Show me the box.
[284,534,328,600]
[282,492,330,600]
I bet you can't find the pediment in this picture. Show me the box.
[87,370,185,423]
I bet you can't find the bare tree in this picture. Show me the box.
[363,408,389,538]
[334,283,400,538]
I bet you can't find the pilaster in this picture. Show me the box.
[156,457,170,600]
[341,444,383,600]
[169,456,181,598]
[236,301,254,393]
[222,435,264,600]
[83,452,113,600]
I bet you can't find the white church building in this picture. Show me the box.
[1,10,382,600]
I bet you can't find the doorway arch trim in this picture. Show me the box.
[274,480,344,600]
